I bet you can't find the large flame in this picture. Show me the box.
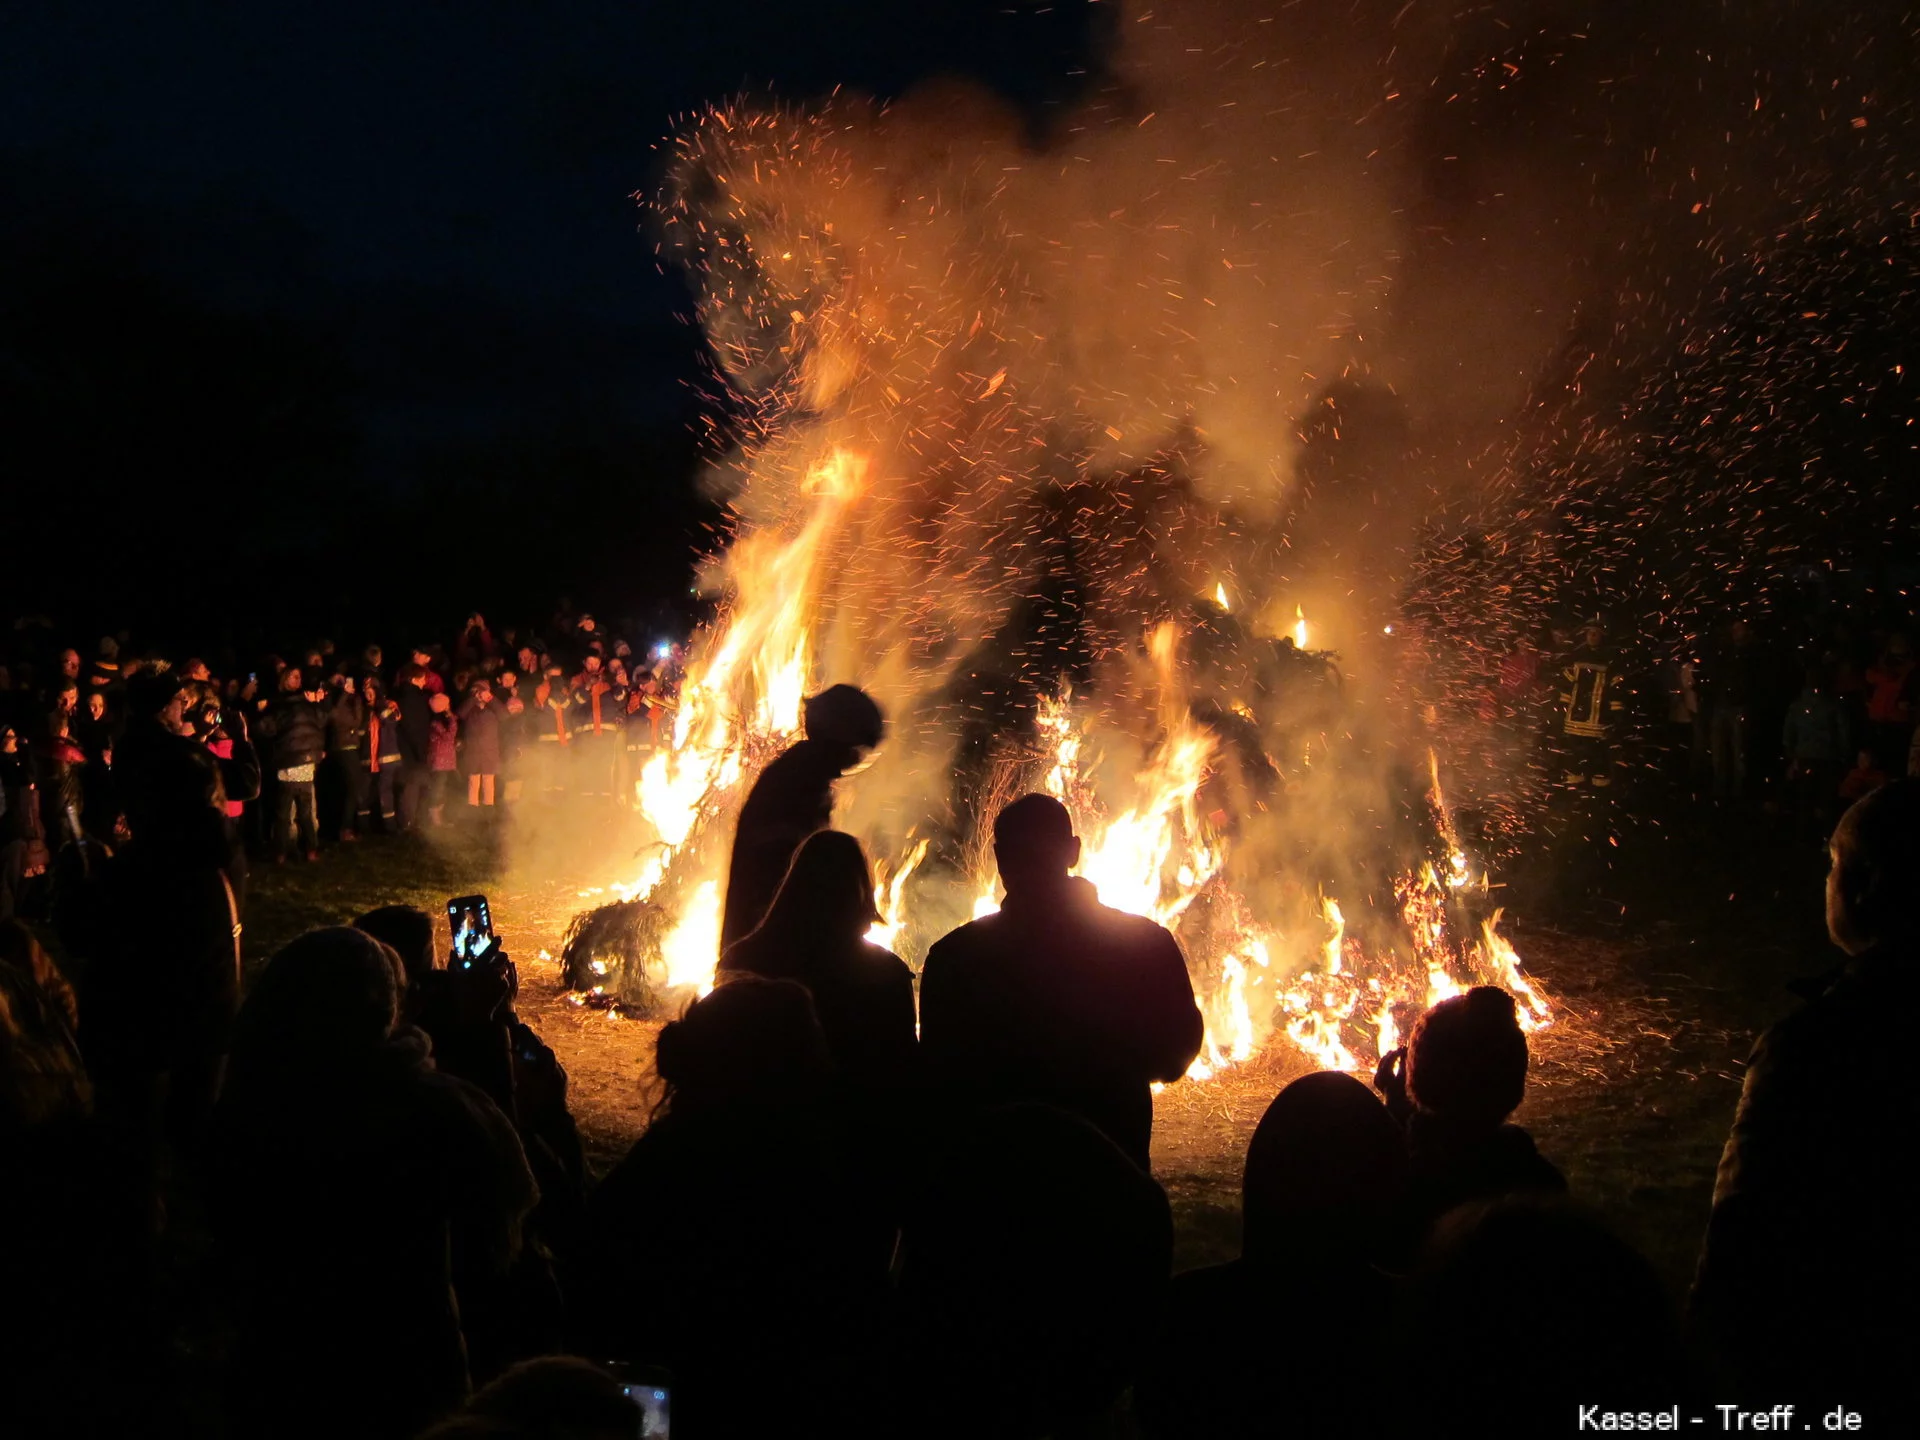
[612,447,868,989]
[608,471,1551,1079]
[583,87,1558,1072]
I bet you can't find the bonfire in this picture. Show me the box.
[562,95,1552,1076]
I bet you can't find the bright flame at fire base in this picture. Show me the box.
[584,446,1550,1081]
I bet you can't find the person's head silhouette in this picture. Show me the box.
[228,928,403,1085]
[352,905,437,990]
[1409,1196,1681,1432]
[655,975,830,1117]
[801,685,885,756]
[419,1356,645,1440]
[1827,778,1920,954]
[993,793,1082,896]
[1406,986,1529,1131]
[752,830,882,952]
[1242,1070,1407,1265]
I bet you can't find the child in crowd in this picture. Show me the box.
[1379,985,1565,1251]
[460,679,503,810]
[426,692,459,827]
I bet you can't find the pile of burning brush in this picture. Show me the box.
[558,617,1549,1080]
[550,84,1560,1071]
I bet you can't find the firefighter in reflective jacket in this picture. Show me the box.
[1555,616,1627,789]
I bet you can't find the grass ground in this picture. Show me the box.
[239,796,1834,1301]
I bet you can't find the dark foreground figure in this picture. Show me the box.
[719,828,917,1090]
[1382,983,1567,1250]
[1134,1070,1406,1439]
[12,782,1919,1436]
[1693,778,1920,1415]
[919,793,1204,1169]
[719,684,885,952]
[580,976,893,1438]
[894,1103,1174,1440]
[209,928,537,1439]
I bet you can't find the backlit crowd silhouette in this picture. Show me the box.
[2,642,1916,1437]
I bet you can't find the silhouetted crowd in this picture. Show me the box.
[5,659,1917,1439]
[1,608,685,923]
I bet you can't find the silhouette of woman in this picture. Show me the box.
[719,829,916,1088]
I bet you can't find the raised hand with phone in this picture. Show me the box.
[446,893,517,1021]
[438,895,586,1250]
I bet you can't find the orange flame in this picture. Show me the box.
[609,462,1551,1079]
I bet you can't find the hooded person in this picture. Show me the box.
[209,927,538,1440]
[719,685,885,952]
[581,976,891,1438]
[1135,1072,1409,1438]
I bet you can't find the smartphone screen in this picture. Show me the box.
[446,894,493,966]
[621,1381,669,1437]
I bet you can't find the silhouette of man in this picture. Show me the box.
[919,793,1204,1170]
[1692,779,1920,1414]
[720,685,885,952]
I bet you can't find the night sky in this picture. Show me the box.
[4,2,1917,649]
[0,1,1102,640]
